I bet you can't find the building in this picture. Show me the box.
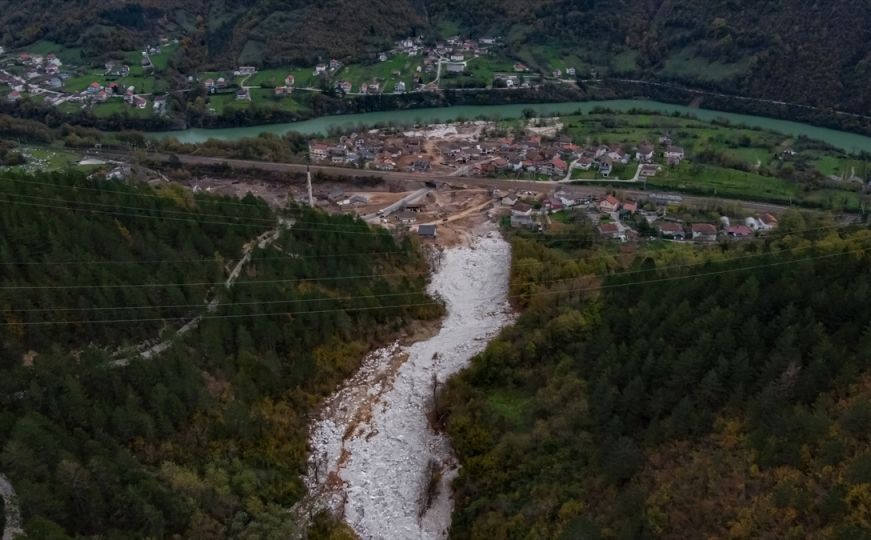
[510,202,536,228]
[658,221,686,240]
[665,146,685,164]
[395,211,417,225]
[622,201,638,214]
[337,80,353,93]
[284,74,295,87]
[598,222,623,239]
[235,87,250,101]
[691,223,718,242]
[599,195,620,213]
[236,66,257,75]
[635,143,655,162]
[394,81,406,93]
[309,143,331,161]
[445,61,466,73]
[417,224,437,238]
[726,225,753,238]
[759,213,779,230]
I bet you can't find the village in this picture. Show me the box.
[306,117,682,182]
[0,32,558,118]
[179,156,782,250]
[0,39,173,116]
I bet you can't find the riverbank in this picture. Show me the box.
[299,229,513,538]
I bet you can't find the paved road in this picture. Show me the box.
[94,150,826,215]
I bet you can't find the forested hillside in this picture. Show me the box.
[443,215,871,539]
[0,170,439,538]
[1,0,869,115]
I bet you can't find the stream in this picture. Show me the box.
[300,230,513,539]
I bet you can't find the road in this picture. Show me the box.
[110,218,293,366]
[94,150,815,215]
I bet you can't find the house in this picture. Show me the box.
[87,81,102,94]
[309,143,331,161]
[132,95,147,109]
[417,224,437,238]
[691,223,718,242]
[395,211,417,225]
[274,86,289,97]
[635,143,655,162]
[445,61,466,73]
[664,146,685,163]
[48,77,63,89]
[314,64,327,75]
[726,225,753,238]
[236,66,257,75]
[599,195,621,213]
[658,221,686,240]
[622,201,638,214]
[639,164,659,177]
[329,59,341,70]
[510,202,536,228]
[501,195,517,207]
[550,156,568,176]
[566,67,576,76]
[513,63,529,72]
[374,155,396,171]
[394,81,406,93]
[553,69,562,78]
[759,213,779,230]
[153,95,167,113]
[598,222,623,239]
[599,157,613,177]
[378,52,389,62]
[215,77,227,88]
[337,80,353,93]
[450,54,464,62]
[235,87,250,101]
[94,90,108,102]
[576,156,593,170]
[7,90,21,102]
[284,74,295,87]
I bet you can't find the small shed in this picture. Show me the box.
[417,224,437,238]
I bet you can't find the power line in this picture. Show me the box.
[0,190,380,232]
[0,269,431,291]
[3,246,864,326]
[3,238,849,313]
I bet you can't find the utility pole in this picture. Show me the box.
[306,163,314,208]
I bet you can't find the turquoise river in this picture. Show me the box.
[152,99,871,154]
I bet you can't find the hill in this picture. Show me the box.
[0,169,439,537]
[0,0,869,116]
[442,217,871,538]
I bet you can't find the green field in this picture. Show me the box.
[91,98,153,118]
[661,46,753,82]
[19,39,83,65]
[337,54,425,92]
[247,67,316,88]
[650,162,799,201]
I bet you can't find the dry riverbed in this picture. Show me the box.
[299,227,513,539]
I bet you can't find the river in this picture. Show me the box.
[300,230,513,539]
[153,99,871,154]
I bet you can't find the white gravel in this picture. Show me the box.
[0,473,25,540]
[302,230,513,539]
